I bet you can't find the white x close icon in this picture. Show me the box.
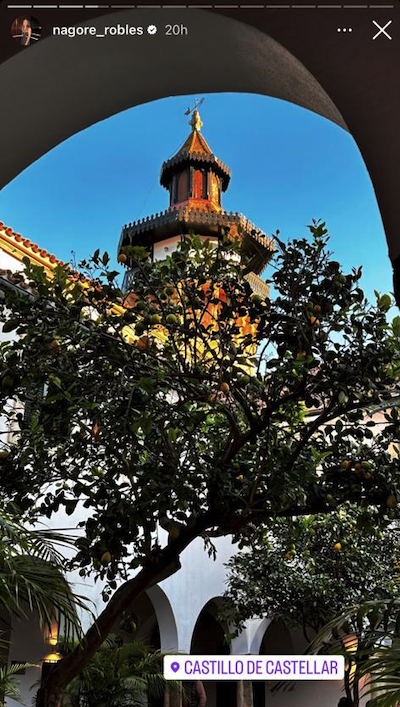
[372,19,393,40]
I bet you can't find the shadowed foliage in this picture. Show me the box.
[0,226,399,705]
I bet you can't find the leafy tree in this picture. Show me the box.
[222,509,400,641]
[0,225,400,706]
[221,509,400,705]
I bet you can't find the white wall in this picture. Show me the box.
[0,251,24,273]
[7,612,47,707]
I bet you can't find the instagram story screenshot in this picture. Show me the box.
[0,1,399,706]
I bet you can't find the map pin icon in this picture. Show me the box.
[171,661,180,673]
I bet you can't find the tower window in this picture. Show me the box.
[193,170,204,199]
[210,173,220,206]
[177,171,188,203]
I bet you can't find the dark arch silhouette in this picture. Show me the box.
[190,597,234,707]
[1,7,399,299]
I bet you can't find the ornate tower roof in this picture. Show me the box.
[177,109,211,154]
[160,109,231,201]
[118,109,274,290]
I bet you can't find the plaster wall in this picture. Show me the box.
[6,612,47,707]
[0,251,24,273]
[153,235,219,262]
[160,534,236,653]
[154,235,181,262]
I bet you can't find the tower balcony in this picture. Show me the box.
[118,207,275,276]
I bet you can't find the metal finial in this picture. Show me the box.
[185,98,204,131]
[190,108,203,132]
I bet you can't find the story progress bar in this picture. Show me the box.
[5,3,397,8]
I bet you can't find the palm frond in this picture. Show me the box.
[0,662,37,706]
[0,662,37,677]
[65,638,171,707]
[0,554,88,638]
[310,599,400,707]
[309,599,400,655]
[0,505,91,638]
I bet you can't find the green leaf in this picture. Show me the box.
[167,428,180,443]
[378,294,392,312]
[2,320,19,333]
[392,316,400,338]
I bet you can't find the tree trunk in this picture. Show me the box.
[353,676,360,707]
[36,563,176,707]
[237,680,254,707]
[163,683,182,707]
[344,666,352,703]
[36,686,64,707]
[36,514,213,707]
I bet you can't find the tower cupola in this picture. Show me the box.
[160,109,231,213]
[118,106,274,294]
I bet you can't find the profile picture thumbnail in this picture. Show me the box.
[11,16,42,48]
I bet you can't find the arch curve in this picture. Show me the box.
[249,617,273,655]
[1,6,399,291]
[0,7,346,190]
[189,596,229,654]
[146,584,179,652]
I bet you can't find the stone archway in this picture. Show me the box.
[117,590,161,650]
[115,585,178,653]
[249,618,273,656]
[0,7,346,191]
[0,5,399,296]
[111,587,177,707]
[250,620,345,707]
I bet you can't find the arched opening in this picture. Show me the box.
[190,597,235,707]
[146,585,179,653]
[0,84,391,706]
[1,6,398,293]
[253,620,294,707]
[114,586,178,651]
[117,591,161,650]
[3,609,47,707]
[1,91,390,303]
[111,588,177,707]
[251,620,344,707]
[0,8,346,191]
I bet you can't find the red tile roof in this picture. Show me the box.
[0,220,64,270]
[0,220,88,282]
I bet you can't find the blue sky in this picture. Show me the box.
[0,92,392,300]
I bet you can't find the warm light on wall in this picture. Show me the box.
[45,620,58,646]
[42,652,62,664]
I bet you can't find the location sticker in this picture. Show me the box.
[164,655,345,681]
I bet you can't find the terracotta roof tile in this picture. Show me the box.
[0,220,127,319]
[0,220,62,270]
[0,219,92,288]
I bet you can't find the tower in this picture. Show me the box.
[118,109,274,294]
